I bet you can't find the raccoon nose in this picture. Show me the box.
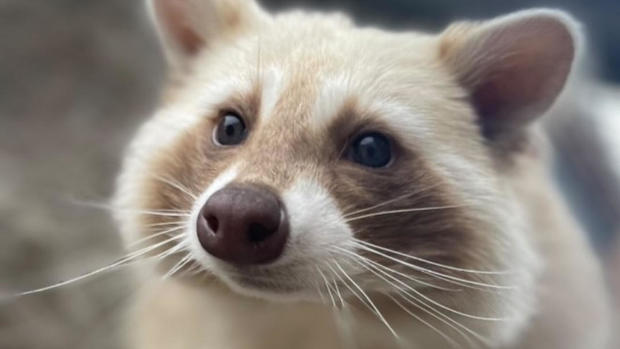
[196,184,289,265]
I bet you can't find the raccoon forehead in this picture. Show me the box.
[160,32,481,175]
[310,76,437,136]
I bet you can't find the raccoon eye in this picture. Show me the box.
[348,132,392,168]
[213,113,247,146]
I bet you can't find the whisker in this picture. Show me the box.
[331,272,346,309]
[179,262,204,278]
[359,255,462,292]
[134,208,189,213]
[126,234,185,260]
[156,239,189,260]
[70,199,192,216]
[385,293,462,349]
[316,266,337,309]
[348,248,508,322]
[124,210,191,217]
[255,36,262,87]
[352,242,515,290]
[150,174,198,200]
[350,244,508,294]
[325,263,353,310]
[342,184,442,219]
[332,261,400,339]
[344,252,479,347]
[320,262,363,349]
[146,221,188,228]
[340,251,484,347]
[354,239,514,275]
[395,288,490,346]
[325,262,367,311]
[393,290,481,348]
[127,225,186,248]
[345,205,464,223]
[9,234,191,299]
[314,278,328,305]
[9,255,148,299]
[163,254,193,279]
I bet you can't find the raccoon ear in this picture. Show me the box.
[439,9,580,141]
[148,0,267,70]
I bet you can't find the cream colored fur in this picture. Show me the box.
[113,1,611,348]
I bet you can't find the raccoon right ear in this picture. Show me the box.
[147,0,267,70]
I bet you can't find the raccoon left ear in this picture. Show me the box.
[439,9,580,141]
[148,0,267,71]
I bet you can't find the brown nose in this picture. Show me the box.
[196,184,289,265]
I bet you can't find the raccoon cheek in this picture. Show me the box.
[281,178,355,258]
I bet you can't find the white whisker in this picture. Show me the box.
[341,251,480,347]
[314,278,328,305]
[344,248,507,322]
[352,242,515,291]
[127,225,186,248]
[146,221,188,228]
[345,205,464,223]
[340,250,486,347]
[355,239,514,275]
[11,234,189,298]
[316,266,337,309]
[385,293,462,349]
[179,262,204,278]
[332,261,400,339]
[10,255,150,298]
[69,200,191,217]
[164,254,193,279]
[126,234,185,260]
[151,174,198,200]
[360,256,462,292]
[342,184,442,219]
[352,248,501,294]
[331,271,346,309]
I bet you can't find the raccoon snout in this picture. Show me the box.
[196,183,289,265]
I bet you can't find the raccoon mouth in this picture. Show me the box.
[215,264,312,298]
[229,274,303,293]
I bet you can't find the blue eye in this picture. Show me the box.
[348,132,392,168]
[214,113,247,146]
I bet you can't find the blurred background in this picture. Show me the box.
[0,1,618,348]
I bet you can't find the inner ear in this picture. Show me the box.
[148,0,267,70]
[439,10,578,141]
[153,0,204,56]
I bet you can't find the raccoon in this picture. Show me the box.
[112,1,611,348]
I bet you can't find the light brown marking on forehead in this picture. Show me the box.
[232,65,325,188]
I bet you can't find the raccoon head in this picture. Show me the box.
[114,0,578,344]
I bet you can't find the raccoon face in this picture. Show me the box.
[114,0,576,342]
